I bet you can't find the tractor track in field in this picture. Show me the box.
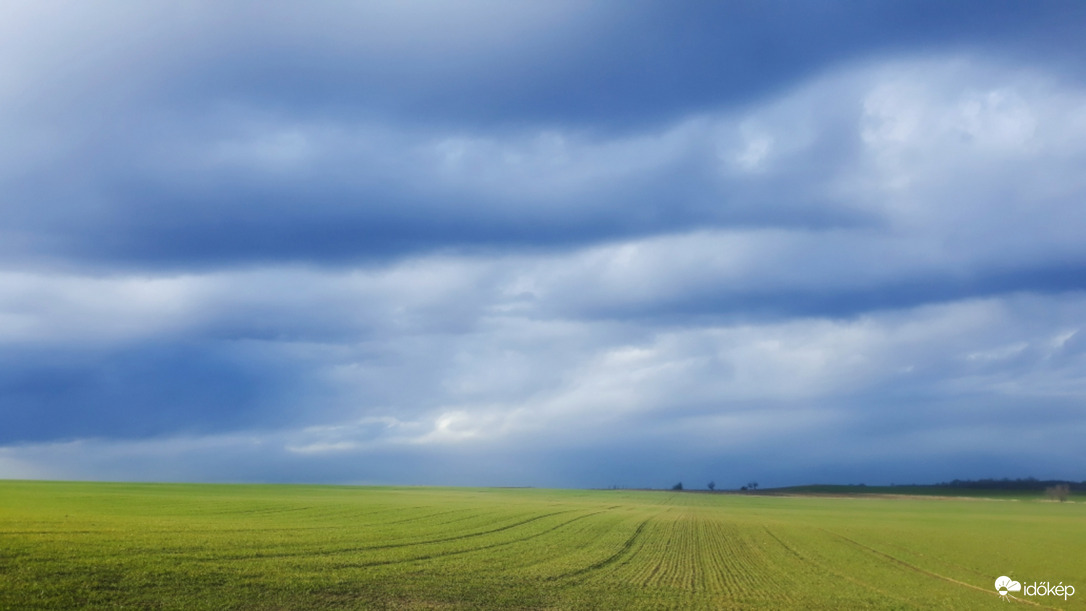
[218,509,582,561]
[215,505,317,516]
[344,509,576,551]
[835,533,998,584]
[379,507,474,526]
[548,516,653,582]
[359,508,484,533]
[823,529,1058,609]
[761,526,913,606]
[119,508,484,539]
[332,509,611,569]
[1,530,104,536]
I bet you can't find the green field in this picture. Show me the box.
[1,481,1082,609]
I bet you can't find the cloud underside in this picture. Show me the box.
[2,3,1086,486]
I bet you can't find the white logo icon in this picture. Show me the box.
[995,576,1022,598]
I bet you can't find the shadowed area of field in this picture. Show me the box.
[1,481,1082,609]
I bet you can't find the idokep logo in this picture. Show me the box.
[995,576,1021,598]
[995,576,1075,601]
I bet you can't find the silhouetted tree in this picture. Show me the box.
[747,481,759,490]
[707,481,716,491]
[672,482,683,491]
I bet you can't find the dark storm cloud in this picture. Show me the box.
[572,259,1086,324]
[122,1,1086,129]
[483,1,1086,129]
[3,1,1084,271]
[0,342,275,444]
[11,148,866,270]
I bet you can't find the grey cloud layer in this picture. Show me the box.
[4,3,1084,270]
[2,3,1085,486]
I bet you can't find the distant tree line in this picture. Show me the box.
[937,477,1085,492]
[663,480,755,491]
[647,477,1081,497]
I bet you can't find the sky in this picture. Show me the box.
[2,1,1086,489]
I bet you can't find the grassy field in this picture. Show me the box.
[1,481,1082,609]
